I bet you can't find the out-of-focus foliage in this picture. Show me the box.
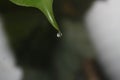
[0,0,96,80]
[10,0,60,31]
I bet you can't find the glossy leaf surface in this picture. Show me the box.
[10,0,60,31]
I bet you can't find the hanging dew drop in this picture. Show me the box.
[57,32,62,38]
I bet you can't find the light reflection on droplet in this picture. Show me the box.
[57,32,62,38]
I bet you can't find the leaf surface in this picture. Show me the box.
[10,0,60,31]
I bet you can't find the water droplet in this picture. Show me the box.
[57,32,62,38]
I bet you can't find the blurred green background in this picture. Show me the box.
[0,0,97,80]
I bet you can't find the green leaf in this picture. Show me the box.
[10,0,60,31]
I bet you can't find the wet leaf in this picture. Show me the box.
[10,0,60,31]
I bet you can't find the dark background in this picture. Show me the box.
[0,0,106,80]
